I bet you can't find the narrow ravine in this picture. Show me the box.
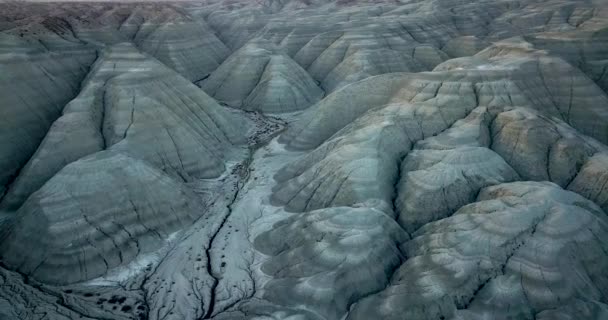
[199,112,305,318]
[203,147,254,319]
[119,110,294,320]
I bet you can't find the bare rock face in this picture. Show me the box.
[321,48,424,92]
[490,107,600,185]
[534,300,608,320]
[283,54,608,152]
[131,13,230,82]
[294,29,445,92]
[133,16,230,81]
[0,33,96,200]
[568,152,608,213]
[0,151,202,285]
[1,0,608,319]
[200,40,324,112]
[76,4,231,81]
[279,73,412,150]
[271,102,417,213]
[0,43,245,211]
[480,29,608,93]
[442,36,490,58]
[396,107,520,233]
[254,206,408,320]
[348,181,608,320]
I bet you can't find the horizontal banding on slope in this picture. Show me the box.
[568,152,608,213]
[268,45,608,320]
[1,0,608,318]
[348,181,608,320]
[0,151,203,285]
[282,54,608,152]
[490,107,603,186]
[201,40,323,113]
[132,14,231,82]
[0,33,96,201]
[478,29,608,93]
[271,101,477,213]
[396,107,520,234]
[254,206,408,320]
[293,28,443,92]
[1,43,246,211]
[321,48,425,93]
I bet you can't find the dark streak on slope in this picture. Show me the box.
[0,51,97,207]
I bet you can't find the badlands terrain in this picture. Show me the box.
[1,0,608,319]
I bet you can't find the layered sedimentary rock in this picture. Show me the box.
[1,43,245,211]
[321,48,424,92]
[200,40,323,112]
[349,181,608,320]
[0,33,95,199]
[568,152,608,213]
[481,29,608,92]
[282,54,608,151]
[442,36,490,58]
[490,107,603,185]
[127,7,231,82]
[0,3,230,81]
[293,29,446,92]
[271,102,416,213]
[263,11,608,316]
[396,107,520,233]
[1,0,608,319]
[254,206,407,320]
[0,151,202,284]
[75,4,231,81]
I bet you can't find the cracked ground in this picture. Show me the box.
[1,0,608,319]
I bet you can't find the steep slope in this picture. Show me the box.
[0,151,203,285]
[1,1,608,320]
[293,28,447,92]
[349,181,608,320]
[200,40,323,113]
[256,13,608,316]
[282,54,608,150]
[0,32,96,200]
[0,3,231,81]
[479,29,608,92]
[1,43,246,211]
[255,206,407,320]
[395,107,520,233]
[126,7,231,82]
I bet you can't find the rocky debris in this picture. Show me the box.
[0,267,99,320]
[135,111,285,320]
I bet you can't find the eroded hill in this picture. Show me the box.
[1,0,608,319]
